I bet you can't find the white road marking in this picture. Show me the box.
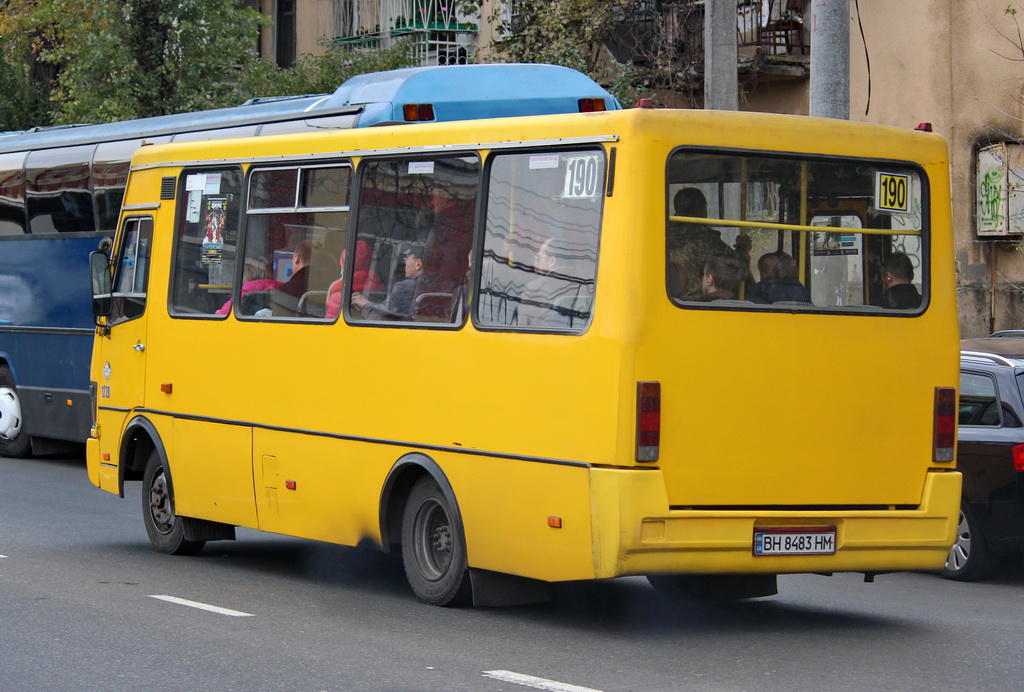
[148,594,254,617]
[482,670,604,692]
[0,555,8,558]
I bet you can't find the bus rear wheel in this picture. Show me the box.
[0,366,31,459]
[142,450,205,555]
[401,476,471,606]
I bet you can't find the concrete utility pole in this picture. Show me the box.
[704,0,739,110]
[809,0,850,119]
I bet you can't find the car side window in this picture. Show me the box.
[959,371,1001,427]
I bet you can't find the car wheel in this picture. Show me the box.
[142,450,205,555]
[0,366,31,458]
[401,476,472,606]
[943,502,995,581]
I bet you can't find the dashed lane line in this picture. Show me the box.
[482,670,604,692]
[148,594,254,617]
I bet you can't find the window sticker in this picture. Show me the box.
[529,154,560,170]
[185,173,207,191]
[186,190,202,223]
[203,172,223,195]
[812,231,859,257]
[201,197,226,264]
[408,161,435,175]
[561,155,601,199]
[874,171,911,214]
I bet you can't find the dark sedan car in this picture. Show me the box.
[945,335,1024,580]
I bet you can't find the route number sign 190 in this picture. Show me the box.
[874,171,911,214]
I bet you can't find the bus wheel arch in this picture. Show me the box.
[380,454,472,606]
[0,363,31,458]
[379,454,464,554]
[118,416,167,497]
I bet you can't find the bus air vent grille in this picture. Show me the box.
[160,177,176,199]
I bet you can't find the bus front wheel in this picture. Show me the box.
[0,366,31,459]
[142,450,205,555]
[401,476,471,606]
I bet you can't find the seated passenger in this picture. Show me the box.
[325,240,385,319]
[699,254,747,301]
[351,244,424,319]
[518,237,580,328]
[270,238,315,316]
[748,251,811,304]
[668,188,751,300]
[216,257,282,315]
[876,251,922,309]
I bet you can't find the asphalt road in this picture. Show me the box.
[2,452,1023,692]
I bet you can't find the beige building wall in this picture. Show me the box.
[847,0,1024,337]
[744,0,1024,336]
[259,0,341,64]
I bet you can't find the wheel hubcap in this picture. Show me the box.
[413,499,453,581]
[149,469,174,534]
[0,386,23,441]
[946,509,971,572]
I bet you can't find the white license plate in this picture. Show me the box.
[753,527,836,556]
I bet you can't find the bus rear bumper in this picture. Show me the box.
[85,436,102,489]
[591,469,961,578]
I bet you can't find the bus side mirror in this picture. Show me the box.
[89,250,112,318]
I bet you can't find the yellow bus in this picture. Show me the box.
[86,101,961,606]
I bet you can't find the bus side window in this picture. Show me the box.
[109,217,153,325]
[169,167,243,317]
[349,155,478,325]
[238,164,351,320]
[478,150,602,332]
[25,146,96,234]
[0,151,27,235]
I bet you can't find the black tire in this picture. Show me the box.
[943,502,995,581]
[401,476,472,606]
[142,450,205,556]
[0,366,31,459]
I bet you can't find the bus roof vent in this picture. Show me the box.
[160,177,176,199]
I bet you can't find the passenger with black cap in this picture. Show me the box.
[351,244,425,319]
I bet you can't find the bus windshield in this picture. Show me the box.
[667,150,925,311]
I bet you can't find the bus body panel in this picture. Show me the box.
[1,232,100,443]
[590,468,959,577]
[602,111,960,509]
[88,107,961,592]
[6,64,618,451]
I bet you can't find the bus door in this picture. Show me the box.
[97,216,154,484]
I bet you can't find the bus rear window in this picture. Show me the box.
[666,150,926,312]
[477,150,603,331]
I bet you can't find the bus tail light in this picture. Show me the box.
[636,381,660,462]
[403,103,435,121]
[1013,445,1024,472]
[578,98,607,113]
[933,387,956,462]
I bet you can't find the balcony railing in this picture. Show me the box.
[607,0,808,75]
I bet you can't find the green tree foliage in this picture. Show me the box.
[0,0,419,129]
[0,34,50,131]
[237,40,418,99]
[0,0,268,124]
[461,0,651,107]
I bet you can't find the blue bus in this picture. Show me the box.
[0,64,619,457]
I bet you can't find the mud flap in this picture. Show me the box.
[470,568,551,607]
